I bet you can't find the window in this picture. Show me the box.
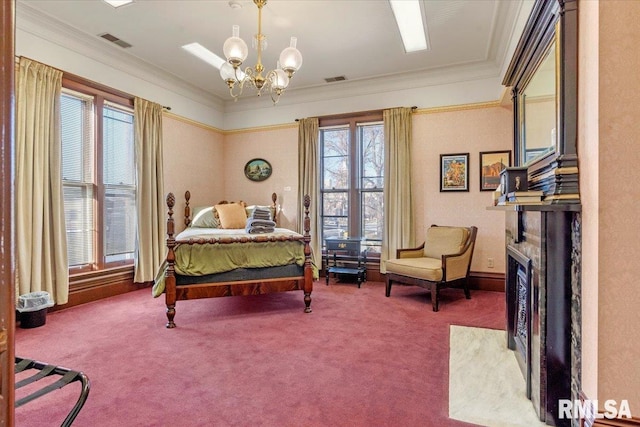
[320,113,384,253]
[61,79,135,272]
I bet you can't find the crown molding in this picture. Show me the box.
[488,0,529,69]
[223,59,502,114]
[415,100,502,115]
[162,111,224,134]
[15,0,532,129]
[16,2,223,111]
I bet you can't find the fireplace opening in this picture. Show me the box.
[506,246,532,399]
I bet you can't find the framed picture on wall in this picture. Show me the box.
[244,158,272,182]
[479,150,511,191]
[440,153,469,192]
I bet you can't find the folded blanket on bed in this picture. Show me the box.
[251,207,272,221]
[245,218,276,234]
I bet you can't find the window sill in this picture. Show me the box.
[69,265,134,292]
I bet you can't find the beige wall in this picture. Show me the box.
[164,103,513,275]
[596,0,640,413]
[412,105,512,273]
[223,126,300,231]
[162,114,225,234]
[578,0,599,407]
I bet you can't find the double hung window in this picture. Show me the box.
[60,79,135,272]
[319,114,384,253]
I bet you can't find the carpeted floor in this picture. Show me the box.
[15,281,506,427]
[448,325,546,427]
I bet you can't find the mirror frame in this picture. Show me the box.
[502,0,578,199]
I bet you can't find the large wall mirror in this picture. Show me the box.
[503,0,578,199]
[521,40,556,165]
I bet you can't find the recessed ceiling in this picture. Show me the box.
[16,0,530,107]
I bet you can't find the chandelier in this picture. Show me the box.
[219,0,303,104]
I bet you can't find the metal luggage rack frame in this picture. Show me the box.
[15,357,91,426]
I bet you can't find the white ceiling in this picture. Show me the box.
[17,0,531,113]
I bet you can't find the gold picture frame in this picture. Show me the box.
[479,150,511,191]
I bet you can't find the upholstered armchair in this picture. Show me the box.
[385,225,477,311]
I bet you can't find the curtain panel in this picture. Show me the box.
[15,57,69,304]
[133,98,165,283]
[381,107,415,273]
[297,117,321,263]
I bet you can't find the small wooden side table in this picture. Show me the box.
[324,238,367,288]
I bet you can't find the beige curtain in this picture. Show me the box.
[15,58,69,303]
[134,97,165,283]
[297,117,321,261]
[381,107,415,273]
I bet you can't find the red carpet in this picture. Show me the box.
[15,281,505,427]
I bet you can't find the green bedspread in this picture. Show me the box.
[153,228,313,297]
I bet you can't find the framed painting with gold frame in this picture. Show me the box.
[479,150,511,191]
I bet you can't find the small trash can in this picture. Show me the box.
[17,291,54,329]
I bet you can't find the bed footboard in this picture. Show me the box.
[163,191,313,328]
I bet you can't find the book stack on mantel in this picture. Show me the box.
[528,164,580,203]
[497,190,543,206]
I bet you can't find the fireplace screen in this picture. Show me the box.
[515,264,529,360]
[506,245,532,399]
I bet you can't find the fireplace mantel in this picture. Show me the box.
[488,204,581,212]
[496,0,581,424]
[494,208,581,427]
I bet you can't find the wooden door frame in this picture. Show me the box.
[1,0,16,424]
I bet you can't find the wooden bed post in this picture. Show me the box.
[165,193,177,328]
[184,190,191,228]
[303,194,313,313]
[270,192,279,225]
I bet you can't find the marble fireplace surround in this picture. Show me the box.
[502,206,581,427]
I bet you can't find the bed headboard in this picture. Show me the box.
[183,190,279,227]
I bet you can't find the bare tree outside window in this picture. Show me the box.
[359,124,384,251]
[320,118,384,254]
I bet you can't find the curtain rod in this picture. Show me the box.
[18,56,172,111]
[295,106,417,122]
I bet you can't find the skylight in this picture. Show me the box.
[389,0,429,53]
[181,43,225,69]
[103,0,134,8]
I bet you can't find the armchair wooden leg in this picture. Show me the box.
[464,281,471,299]
[385,277,392,297]
[431,283,439,312]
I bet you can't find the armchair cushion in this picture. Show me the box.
[385,257,443,282]
[423,226,468,259]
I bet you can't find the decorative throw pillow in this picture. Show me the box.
[214,203,248,229]
[190,206,220,228]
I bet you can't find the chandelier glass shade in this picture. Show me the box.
[220,0,302,104]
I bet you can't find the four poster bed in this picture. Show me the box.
[153,191,314,328]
